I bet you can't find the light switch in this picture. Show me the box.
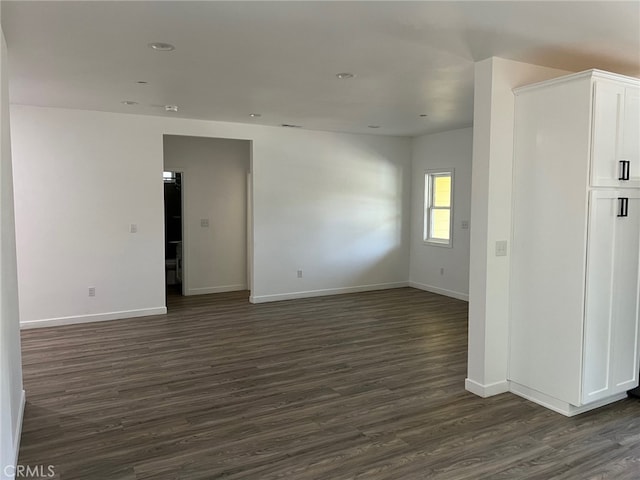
[130,224,138,233]
[495,240,508,257]
[200,219,210,228]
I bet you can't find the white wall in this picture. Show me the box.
[10,105,412,325]
[409,128,472,301]
[0,17,25,480]
[466,57,571,397]
[251,128,411,301]
[163,135,250,295]
[11,108,167,327]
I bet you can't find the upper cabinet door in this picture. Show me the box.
[591,81,640,188]
[620,87,640,185]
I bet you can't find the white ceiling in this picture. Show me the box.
[3,1,639,137]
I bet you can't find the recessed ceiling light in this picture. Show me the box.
[148,42,175,52]
[281,124,301,128]
[336,73,355,79]
[419,114,429,117]
[249,113,261,118]
[368,125,380,129]
[164,105,179,112]
[121,100,138,106]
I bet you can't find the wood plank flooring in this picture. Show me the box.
[18,288,640,479]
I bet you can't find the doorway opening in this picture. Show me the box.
[164,170,183,296]
[162,135,252,305]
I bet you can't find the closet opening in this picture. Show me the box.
[164,170,183,296]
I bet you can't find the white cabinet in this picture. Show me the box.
[622,88,640,183]
[591,81,640,187]
[509,70,640,416]
[583,191,640,404]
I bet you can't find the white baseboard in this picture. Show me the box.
[20,307,167,329]
[186,284,246,296]
[249,281,409,304]
[509,381,628,417]
[9,389,26,477]
[465,378,509,397]
[409,281,469,302]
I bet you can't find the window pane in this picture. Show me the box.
[431,209,450,240]
[433,175,451,207]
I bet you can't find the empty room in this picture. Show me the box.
[1,2,639,479]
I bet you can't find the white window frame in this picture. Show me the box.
[424,169,454,247]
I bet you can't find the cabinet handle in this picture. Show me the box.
[619,160,630,181]
[617,197,629,217]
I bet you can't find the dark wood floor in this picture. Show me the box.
[18,288,640,479]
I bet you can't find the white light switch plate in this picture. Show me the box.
[495,240,508,257]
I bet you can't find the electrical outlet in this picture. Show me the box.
[461,220,469,230]
[200,219,210,228]
[297,269,303,278]
[130,223,138,233]
[88,287,96,297]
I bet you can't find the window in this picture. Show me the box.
[424,170,453,246]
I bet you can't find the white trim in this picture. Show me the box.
[246,170,253,293]
[509,381,628,417]
[422,240,453,249]
[409,281,469,302]
[186,284,246,296]
[514,69,640,95]
[249,282,409,304]
[20,307,167,329]
[10,390,26,476]
[423,168,455,247]
[465,378,509,397]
